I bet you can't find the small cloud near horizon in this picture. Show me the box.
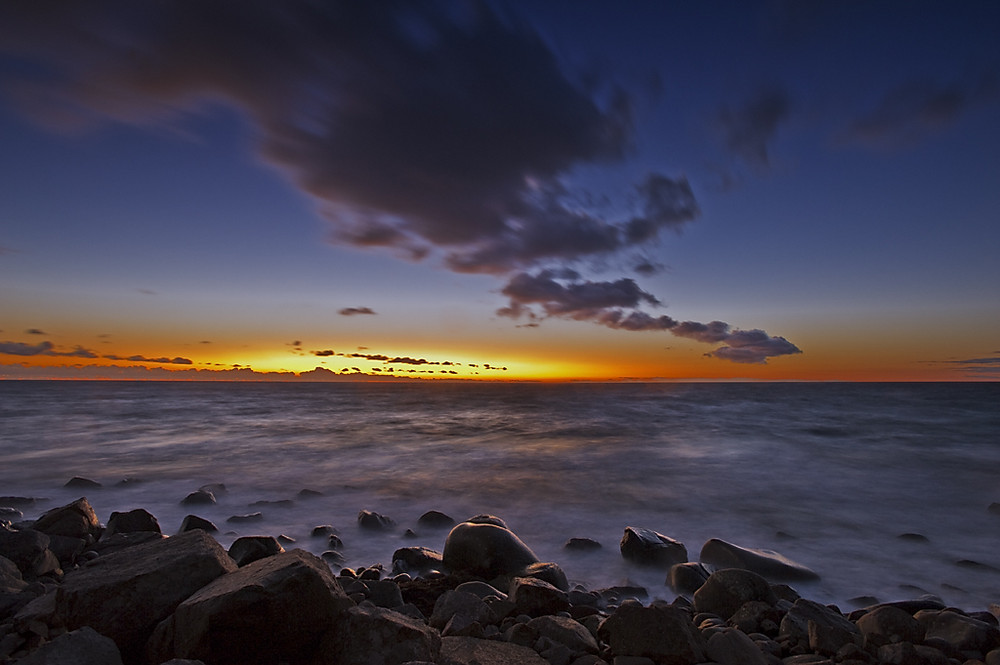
[338,307,376,316]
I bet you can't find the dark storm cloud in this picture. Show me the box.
[716,88,791,167]
[843,74,998,147]
[498,271,801,364]
[338,307,376,316]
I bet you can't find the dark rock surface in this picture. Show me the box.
[105,508,161,537]
[598,602,707,664]
[619,526,687,568]
[227,535,284,566]
[442,521,538,579]
[699,537,820,581]
[692,568,777,620]
[32,497,101,540]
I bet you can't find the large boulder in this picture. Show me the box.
[430,590,497,631]
[619,526,687,567]
[526,614,599,655]
[439,636,548,665]
[699,538,820,581]
[693,568,777,620]
[668,561,711,596]
[32,497,101,541]
[0,527,60,579]
[598,602,707,664]
[856,605,925,649]
[56,529,237,664]
[148,549,354,665]
[779,598,861,652]
[14,626,124,665]
[320,603,441,665]
[442,521,539,579]
[0,554,27,593]
[915,609,1000,656]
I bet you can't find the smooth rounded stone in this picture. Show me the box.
[418,510,456,528]
[509,577,569,617]
[180,490,216,506]
[897,532,930,542]
[0,507,23,521]
[430,590,498,630]
[276,534,295,544]
[856,605,925,649]
[105,508,161,537]
[564,538,602,551]
[0,527,60,578]
[693,568,777,620]
[619,527,687,568]
[915,609,1000,655]
[667,561,710,596]
[393,546,444,574]
[455,580,507,601]
[178,515,218,534]
[527,615,599,655]
[312,524,336,537]
[519,561,569,592]
[322,550,346,565]
[13,626,123,665]
[321,602,442,665]
[706,627,768,665]
[779,598,861,650]
[442,522,539,579]
[328,534,344,549]
[64,476,103,490]
[466,514,509,528]
[32,497,100,540]
[439,635,548,665]
[598,602,707,664]
[699,538,820,581]
[225,512,263,524]
[358,509,395,530]
[297,488,323,498]
[227,535,284,567]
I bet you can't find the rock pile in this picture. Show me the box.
[1,498,999,665]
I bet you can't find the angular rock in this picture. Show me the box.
[564,537,602,551]
[392,546,444,574]
[64,476,103,490]
[509,576,569,617]
[619,527,687,568]
[321,603,441,665]
[856,605,925,649]
[418,510,456,528]
[598,602,707,664]
[358,509,395,530]
[178,515,218,534]
[699,538,820,581]
[366,579,405,608]
[693,568,777,620]
[779,598,860,649]
[527,615,599,654]
[149,549,353,665]
[105,508,161,537]
[0,554,27,593]
[667,561,710,596]
[430,590,497,630]
[706,627,768,665]
[439,635,548,665]
[15,626,123,665]
[442,521,538,579]
[180,490,216,506]
[32,497,100,540]
[0,527,60,579]
[915,609,1000,655]
[90,531,165,556]
[227,535,284,567]
[56,529,237,664]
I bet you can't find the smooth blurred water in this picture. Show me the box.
[1,380,998,609]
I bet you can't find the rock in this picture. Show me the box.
[392,546,444,574]
[178,515,218,534]
[564,537,602,551]
[321,603,442,665]
[430,590,497,630]
[518,561,569,592]
[56,529,237,664]
[32,497,100,540]
[14,626,123,665]
[455,580,507,600]
[855,605,925,649]
[779,598,860,651]
[64,476,103,490]
[248,499,294,509]
[509,577,569,617]
[442,522,539,579]
[466,514,508,528]
[199,483,227,495]
[989,502,1000,516]
[598,602,707,664]
[619,527,687,568]
[90,531,165,556]
[418,510,456,528]
[180,490,216,506]
[149,549,354,665]
[527,615,599,655]
[705,627,768,665]
[699,538,820,581]
[0,527,60,578]
[693,568,777,620]
[227,535,284,566]
[312,524,337,537]
[226,512,263,524]
[366,579,405,608]
[0,507,23,521]
[727,600,782,635]
[915,609,1000,655]
[105,508,161,537]
[0,496,40,508]
[877,641,950,665]
[358,509,395,530]
[439,635,548,665]
[0,554,27,593]
[667,562,711,596]
[297,488,323,498]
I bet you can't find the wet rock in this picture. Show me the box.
[430,590,497,630]
[509,577,569,617]
[148,549,353,665]
[297,488,323,498]
[312,524,336,537]
[358,509,395,530]
[199,483,227,495]
[693,568,777,620]
[915,609,1000,656]
[527,615,599,655]
[897,532,930,542]
[0,527,60,579]
[455,580,507,600]
[0,507,23,521]
[90,531,165,556]
[418,510,456,528]
[619,527,687,568]
[15,626,123,665]
[0,496,40,508]
[727,599,782,636]
[466,514,508,527]
[564,537,602,551]
[227,535,284,566]
[779,598,860,652]
[178,515,218,534]
[855,604,925,649]
[32,497,101,540]
[64,476,103,490]
[667,561,711,596]
[365,579,405,608]
[225,512,263,524]
[180,490,216,506]
[392,546,444,574]
[439,635,548,665]
[321,603,441,665]
[519,561,569,591]
[442,521,539,579]
[705,626,768,665]
[699,538,820,581]
[598,602,707,664]
[56,529,236,664]
[105,508,161,537]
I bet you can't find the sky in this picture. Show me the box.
[1,0,998,382]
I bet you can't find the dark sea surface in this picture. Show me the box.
[1,380,998,609]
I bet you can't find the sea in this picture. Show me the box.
[1,380,998,610]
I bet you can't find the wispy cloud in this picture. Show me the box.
[103,354,193,365]
[716,87,791,168]
[338,307,376,316]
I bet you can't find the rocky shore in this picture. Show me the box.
[2,492,999,665]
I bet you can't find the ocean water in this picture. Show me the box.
[1,380,998,610]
